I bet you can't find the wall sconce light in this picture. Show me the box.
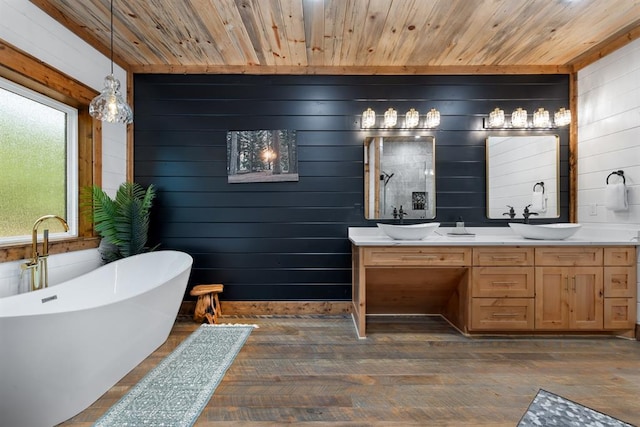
[511,108,528,128]
[362,108,376,128]
[405,108,420,128]
[554,107,571,126]
[488,108,505,128]
[361,107,440,129]
[425,108,440,128]
[384,108,397,127]
[533,108,550,128]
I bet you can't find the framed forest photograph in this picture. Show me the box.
[227,130,299,183]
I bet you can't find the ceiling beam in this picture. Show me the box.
[569,21,640,71]
[127,64,573,75]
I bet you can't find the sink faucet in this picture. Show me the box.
[398,205,407,224]
[522,205,539,224]
[392,205,407,224]
[503,205,516,219]
[22,215,69,291]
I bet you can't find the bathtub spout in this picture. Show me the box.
[23,215,69,291]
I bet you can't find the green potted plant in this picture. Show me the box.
[84,182,157,263]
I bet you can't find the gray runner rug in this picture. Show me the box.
[94,324,255,427]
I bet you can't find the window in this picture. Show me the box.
[0,77,78,243]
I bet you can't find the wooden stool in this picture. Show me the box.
[190,284,224,324]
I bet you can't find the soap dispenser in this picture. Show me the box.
[448,216,475,236]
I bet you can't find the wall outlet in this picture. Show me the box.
[589,204,598,216]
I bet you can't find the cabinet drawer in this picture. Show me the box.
[473,247,534,266]
[363,247,471,266]
[470,298,534,330]
[472,267,534,298]
[604,298,636,330]
[535,247,603,266]
[604,266,637,298]
[604,247,636,266]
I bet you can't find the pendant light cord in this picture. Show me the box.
[110,0,114,75]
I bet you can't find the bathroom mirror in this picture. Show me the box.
[486,135,559,219]
[364,135,435,220]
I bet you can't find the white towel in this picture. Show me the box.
[531,191,546,213]
[605,182,628,211]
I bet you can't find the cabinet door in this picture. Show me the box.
[569,267,603,330]
[535,267,570,329]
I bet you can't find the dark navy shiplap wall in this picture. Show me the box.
[134,74,570,301]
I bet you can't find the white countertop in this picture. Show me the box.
[349,225,640,246]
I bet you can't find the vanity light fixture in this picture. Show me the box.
[360,107,440,129]
[488,107,505,128]
[511,108,528,128]
[484,106,571,129]
[405,108,420,128]
[89,0,133,124]
[384,108,398,127]
[533,107,550,128]
[361,108,376,128]
[554,107,571,126]
[425,108,440,128]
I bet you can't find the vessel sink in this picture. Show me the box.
[377,222,440,240]
[508,223,581,240]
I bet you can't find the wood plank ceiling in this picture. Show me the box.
[30,0,640,74]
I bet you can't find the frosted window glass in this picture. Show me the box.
[0,86,69,238]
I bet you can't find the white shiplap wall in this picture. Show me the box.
[0,0,128,295]
[0,0,128,195]
[577,37,640,324]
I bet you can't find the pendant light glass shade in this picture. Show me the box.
[89,0,133,124]
[89,74,133,124]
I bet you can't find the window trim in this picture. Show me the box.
[0,39,102,261]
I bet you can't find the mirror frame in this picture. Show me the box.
[485,134,560,220]
[364,134,436,220]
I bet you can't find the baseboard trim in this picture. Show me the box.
[180,300,352,316]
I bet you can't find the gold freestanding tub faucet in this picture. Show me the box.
[22,215,69,291]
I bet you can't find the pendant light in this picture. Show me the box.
[89,0,133,124]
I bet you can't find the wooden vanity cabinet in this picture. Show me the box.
[352,242,636,338]
[471,246,636,334]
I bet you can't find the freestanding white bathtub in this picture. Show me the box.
[0,250,193,427]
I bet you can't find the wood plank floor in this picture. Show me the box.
[59,315,640,426]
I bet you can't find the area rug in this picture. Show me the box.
[94,324,255,427]
[518,389,634,426]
